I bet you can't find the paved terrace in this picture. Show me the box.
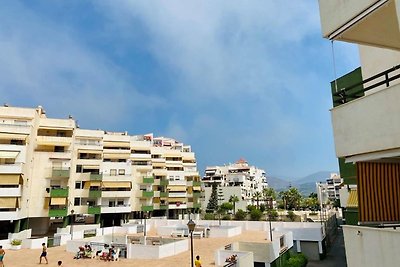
[3,230,270,267]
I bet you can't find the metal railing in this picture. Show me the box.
[333,64,400,105]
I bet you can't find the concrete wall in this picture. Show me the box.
[331,81,400,158]
[343,225,400,267]
[299,241,320,261]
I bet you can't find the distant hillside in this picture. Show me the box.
[267,176,291,191]
[294,171,334,184]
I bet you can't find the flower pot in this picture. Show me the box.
[10,244,22,250]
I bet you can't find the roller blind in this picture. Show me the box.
[50,197,66,205]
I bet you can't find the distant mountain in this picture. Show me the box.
[267,176,291,191]
[294,171,335,185]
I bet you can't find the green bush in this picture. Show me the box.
[204,213,215,220]
[250,209,263,221]
[234,209,247,221]
[287,211,296,222]
[222,214,231,220]
[11,239,22,246]
[267,210,279,221]
[285,253,308,267]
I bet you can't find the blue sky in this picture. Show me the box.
[0,1,360,178]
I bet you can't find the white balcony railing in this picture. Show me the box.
[101,191,132,198]
[101,205,131,213]
[0,210,20,220]
[0,186,22,197]
[0,163,23,174]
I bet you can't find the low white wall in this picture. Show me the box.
[215,249,254,267]
[8,229,32,240]
[0,239,11,249]
[209,226,242,238]
[127,238,188,259]
[343,225,400,267]
[54,233,72,246]
[22,237,48,249]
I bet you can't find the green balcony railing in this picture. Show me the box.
[141,205,154,212]
[193,203,201,209]
[89,190,102,198]
[142,191,154,198]
[160,192,169,198]
[88,206,101,214]
[90,173,103,181]
[193,181,202,186]
[50,188,69,197]
[193,192,201,198]
[159,205,168,210]
[160,179,169,186]
[143,177,154,184]
[48,208,67,217]
[52,168,70,178]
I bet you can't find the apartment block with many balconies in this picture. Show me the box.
[318,1,400,266]
[0,105,200,237]
[202,159,268,211]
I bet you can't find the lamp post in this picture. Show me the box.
[70,209,75,240]
[267,197,273,241]
[187,219,196,267]
[144,212,147,237]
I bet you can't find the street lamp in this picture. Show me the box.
[267,197,273,241]
[144,212,148,237]
[70,209,75,240]
[187,219,196,267]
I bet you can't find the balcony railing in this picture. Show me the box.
[141,205,154,212]
[142,191,154,198]
[142,177,154,184]
[89,190,102,198]
[50,188,69,197]
[160,192,169,198]
[333,64,400,105]
[49,208,67,217]
[90,173,103,181]
[52,168,70,178]
[88,206,101,214]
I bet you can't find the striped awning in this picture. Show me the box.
[78,149,102,154]
[168,186,187,192]
[193,186,201,191]
[102,181,131,188]
[168,197,186,202]
[347,190,358,208]
[103,141,130,148]
[0,133,27,140]
[0,174,22,185]
[50,197,66,205]
[0,197,18,208]
[103,153,130,159]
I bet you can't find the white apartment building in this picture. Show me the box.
[202,159,268,211]
[0,105,201,237]
[316,173,342,204]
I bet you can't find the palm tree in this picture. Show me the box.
[229,195,239,215]
[263,188,277,209]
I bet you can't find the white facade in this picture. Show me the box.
[316,173,342,203]
[202,159,268,210]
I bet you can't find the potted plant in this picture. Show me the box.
[10,239,22,250]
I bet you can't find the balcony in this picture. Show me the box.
[52,168,70,178]
[331,67,400,158]
[141,205,154,212]
[102,190,131,198]
[142,191,154,198]
[0,163,23,174]
[142,177,154,184]
[192,181,201,186]
[48,208,67,217]
[36,136,72,146]
[0,210,19,220]
[0,186,22,197]
[160,192,169,198]
[0,123,31,135]
[88,206,101,215]
[159,205,168,210]
[89,190,102,198]
[101,205,131,213]
[318,0,400,50]
[90,173,103,181]
[50,188,69,197]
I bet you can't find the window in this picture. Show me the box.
[118,169,125,175]
[109,201,115,207]
[110,169,117,176]
[74,198,81,206]
[117,200,124,206]
[76,165,82,173]
[75,182,81,189]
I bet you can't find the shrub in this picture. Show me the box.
[267,210,279,221]
[287,211,296,222]
[222,214,231,220]
[204,213,215,220]
[11,239,22,246]
[234,209,247,221]
[285,253,308,267]
[259,204,266,213]
[250,209,263,221]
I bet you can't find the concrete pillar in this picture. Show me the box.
[95,214,101,224]
[62,216,69,228]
